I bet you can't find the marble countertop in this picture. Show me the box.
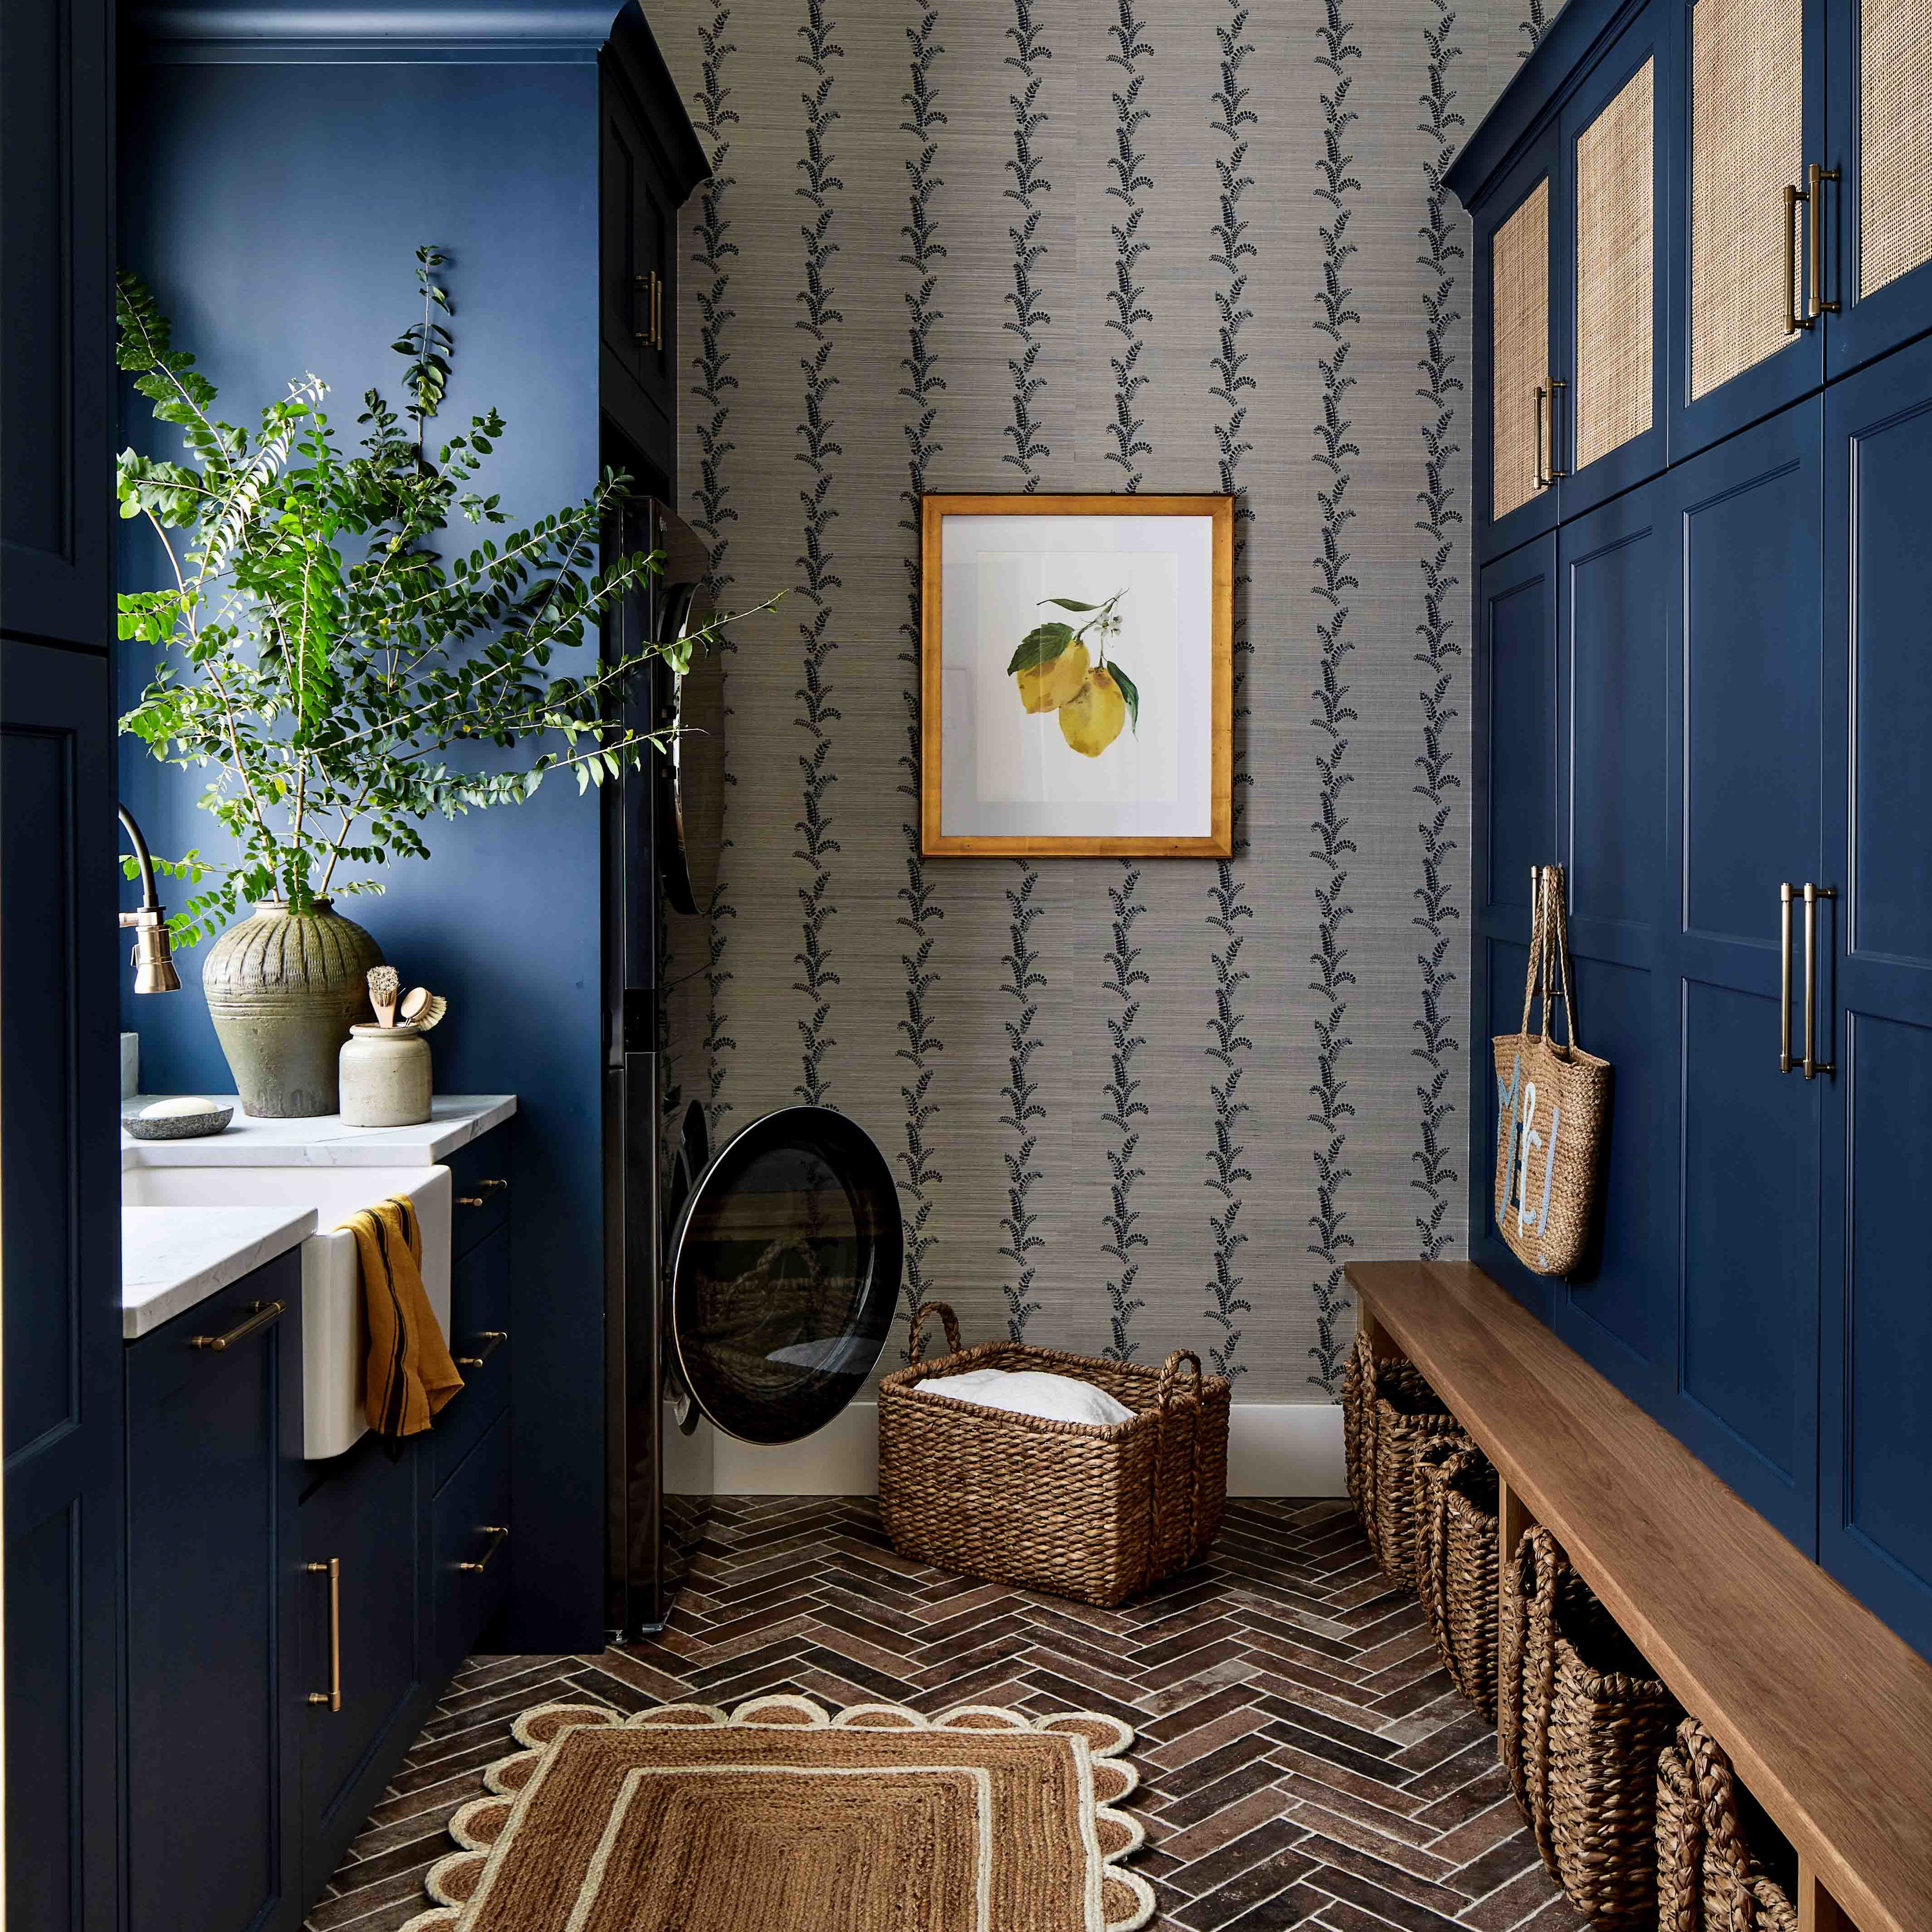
[120,1093,516,1168]
[122,1206,317,1340]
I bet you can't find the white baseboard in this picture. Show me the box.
[695,1402,1346,1499]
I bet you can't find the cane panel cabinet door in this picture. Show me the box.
[1667,0,1828,458]
[1560,0,1671,517]
[1664,399,1826,1554]
[1819,333,1932,1662]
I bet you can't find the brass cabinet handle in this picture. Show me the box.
[458,1526,510,1574]
[1547,376,1568,480]
[455,1330,508,1370]
[1534,384,1550,489]
[456,1195,484,1209]
[1786,182,1812,334]
[305,1557,342,1712]
[457,1178,507,1210]
[1780,882,1796,1073]
[1803,883,1836,1080]
[190,1299,285,1352]
[1808,162,1840,319]
[633,270,663,348]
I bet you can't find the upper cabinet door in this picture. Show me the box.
[1668,0,1827,459]
[1822,0,1932,375]
[1561,0,1671,517]
[1479,127,1566,553]
[600,70,677,479]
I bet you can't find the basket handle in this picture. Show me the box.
[907,1300,961,1366]
[1157,1349,1203,1411]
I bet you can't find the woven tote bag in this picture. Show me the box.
[1492,864,1612,1276]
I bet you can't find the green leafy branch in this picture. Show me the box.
[117,248,772,944]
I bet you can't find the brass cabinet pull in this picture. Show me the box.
[458,1526,510,1574]
[633,270,663,348]
[1803,883,1836,1080]
[305,1557,342,1712]
[1779,882,1796,1073]
[1785,182,1812,334]
[457,1178,506,1210]
[1547,376,1568,480]
[1534,384,1550,489]
[1808,162,1840,319]
[190,1299,284,1352]
[455,1330,508,1370]
[456,1194,484,1209]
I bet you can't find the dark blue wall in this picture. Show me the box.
[120,54,608,1648]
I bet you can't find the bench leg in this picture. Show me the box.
[1799,1864,1857,1932]
[1356,1302,1399,1362]
[1498,1476,1535,1577]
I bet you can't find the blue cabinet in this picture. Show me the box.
[126,1254,303,1932]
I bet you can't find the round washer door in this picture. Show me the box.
[667,1107,902,1444]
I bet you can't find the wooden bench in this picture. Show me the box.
[1347,1260,1932,1932]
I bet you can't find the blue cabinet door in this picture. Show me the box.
[1821,2,1932,378]
[1557,0,1672,519]
[1664,400,1825,1551]
[1470,534,1560,1321]
[1665,0,1827,461]
[1819,336,1932,1662]
[1548,478,1675,1409]
[126,1255,302,1932]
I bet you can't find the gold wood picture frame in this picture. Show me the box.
[920,493,1233,857]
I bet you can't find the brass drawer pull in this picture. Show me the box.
[1785,182,1812,334]
[478,1177,509,1194]
[1535,384,1550,489]
[190,1299,285,1352]
[1779,882,1795,1073]
[455,1330,508,1370]
[1802,883,1836,1080]
[305,1557,342,1711]
[1808,162,1840,319]
[1547,376,1568,480]
[633,270,663,349]
[456,1195,484,1209]
[458,1526,510,1574]
[457,1177,507,1210]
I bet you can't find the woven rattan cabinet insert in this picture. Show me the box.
[1493,179,1553,521]
[1574,57,1655,471]
[1859,0,1932,300]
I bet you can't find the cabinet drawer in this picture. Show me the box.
[445,1133,511,1258]
[434,1414,511,1672]
[434,1225,511,1492]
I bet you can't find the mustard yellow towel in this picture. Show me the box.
[343,1195,463,1439]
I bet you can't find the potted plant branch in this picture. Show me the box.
[117,247,750,1115]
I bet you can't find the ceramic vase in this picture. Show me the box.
[338,1024,432,1128]
[203,899,383,1117]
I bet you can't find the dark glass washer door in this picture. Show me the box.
[667,1106,902,1445]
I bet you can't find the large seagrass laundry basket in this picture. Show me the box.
[1416,1441,1500,1723]
[1343,1329,1464,1585]
[1500,1525,1682,1928]
[876,1301,1230,1608]
[1656,1717,1799,1932]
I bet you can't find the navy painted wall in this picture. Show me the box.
[119,55,608,1648]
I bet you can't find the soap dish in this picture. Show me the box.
[122,1103,233,1141]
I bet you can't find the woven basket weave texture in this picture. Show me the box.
[1416,1441,1501,1724]
[1342,1331,1464,1585]
[1655,1716,1799,1932]
[1861,0,1932,298]
[876,1302,1230,1609]
[1492,178,1551,519]
[1500,1525,1682,1929]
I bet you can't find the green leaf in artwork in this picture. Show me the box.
[1109,659,1141,732]
[1039,596,1103,612]
[1007,622,1076,675]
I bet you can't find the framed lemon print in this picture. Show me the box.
[920,494,1233,857]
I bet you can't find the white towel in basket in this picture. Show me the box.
[914,1367,1134,1428]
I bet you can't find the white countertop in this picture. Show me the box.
[122,1206,317,1340]
[120,1093,516,1167]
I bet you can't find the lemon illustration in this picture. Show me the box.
[1058,667,1128,756]
[1015,639,1089,714]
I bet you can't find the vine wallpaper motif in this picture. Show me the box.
[659,0,1558,1401]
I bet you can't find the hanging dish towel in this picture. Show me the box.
[341,1194,463,1439]
[1492,864,1613,1277]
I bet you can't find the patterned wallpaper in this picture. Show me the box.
[653,0,1558,1401]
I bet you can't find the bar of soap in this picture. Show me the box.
[140,1095,216,1118]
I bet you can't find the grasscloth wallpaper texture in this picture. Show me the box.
[654,0,1557,1400]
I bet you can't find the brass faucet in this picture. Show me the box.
[117,806,181,994]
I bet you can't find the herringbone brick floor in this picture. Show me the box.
[306,1495,1587,1932]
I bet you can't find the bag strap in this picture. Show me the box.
[1539,864,1583,1054]
[1518,866,1548,1035]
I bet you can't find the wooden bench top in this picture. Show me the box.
[1347,1259,1932,1932]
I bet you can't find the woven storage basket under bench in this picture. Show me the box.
[877,1302,1231,1607]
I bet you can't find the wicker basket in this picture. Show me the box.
[1343,1329,1464,1583]
[1656,1717,1798,1932]
[876,1302,1231,1607]
[1416,1442,1500,1723]
[1500,1525,1682,1928]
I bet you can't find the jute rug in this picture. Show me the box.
[398,1693,1155,1931]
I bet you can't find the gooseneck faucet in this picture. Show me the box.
[117,806,181,994]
